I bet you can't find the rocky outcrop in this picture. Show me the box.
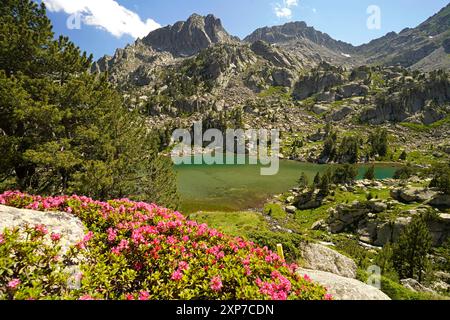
[297,268,391,300]
[0,205,85,253]
[338,83,369,98]
[300,242,357,279]
[143,14,236,57]
[390,187,438,204]
[400,278,435,294]
[293,69,344,100]
[326,198,450,246]
[250,40,296,69]
[330,106,353,121]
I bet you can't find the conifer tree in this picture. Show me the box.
[392,215,432,282]
[0,0,179,208]
[364,165,376,180]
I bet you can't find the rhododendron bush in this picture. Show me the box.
[0,191,329,300]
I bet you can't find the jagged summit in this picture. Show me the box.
[243,21,356,54]
[142,13,236,57]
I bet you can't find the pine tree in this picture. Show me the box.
[318,172,331,197]
[392,215,432,282]
[332,164,358,184]
[0,0,179,208]
[399,150,407,161]
[313,172,321,187]
[364,165,376,180]
[368,128,389,157]
[298,172,309,189]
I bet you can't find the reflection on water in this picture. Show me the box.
[174,155,398,213]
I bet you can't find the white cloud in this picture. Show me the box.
[285,0,298,7]
[275,6,293,18]
[43,0,161,38]
[274,0,298,20]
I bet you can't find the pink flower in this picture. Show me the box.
[178,261,189,271]
[324,293,333,300]
[107,228,117,242]
[7,279,20,289]
[0,233,4,245]
[125,294,134,300]
[171,270,183,281]
[83,231,94,242]
[303,274,311,282]
[34,224,48,235]
[139,291,150,300]
[210,276,223,292]
[79,295,94,300]
[51,233,61,242]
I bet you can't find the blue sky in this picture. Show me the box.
[39,0,449,59]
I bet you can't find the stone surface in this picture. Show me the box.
[0,205,86,253]
[300,242,357,279]
[143,14,236,57]
[400,278,435,294]
[390,187,437,203]
[297,268,391,300]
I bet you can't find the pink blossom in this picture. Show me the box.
[7,278,20,289]
[324,294,333,300]
[34,224,48,235]
[0,233,4,245]
[107,228,117,242]
[139,291,150,300]
[51,233,61,242]
[79,295,94,300]
[171,270,183,281]
[210,276,223,292]
[178,261,189,271]
[303,274,311,282]
[83,231,94,242]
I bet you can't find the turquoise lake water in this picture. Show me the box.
[174,155,397,213]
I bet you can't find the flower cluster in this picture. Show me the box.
[0,191,330,300]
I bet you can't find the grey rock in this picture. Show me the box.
[429,194,450,208]
[338,83,369,98]
[400,278,435,294]
[331,106,353,121]
[297,268,391,300]
[0,205,86,254]
[285,205,297,214]
[390,187,437,204]
[300,242,357,278]
[312,104,329,115]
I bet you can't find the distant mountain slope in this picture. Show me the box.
[92,4,450,92]
[356,3,450,70]
[243,21,357,54]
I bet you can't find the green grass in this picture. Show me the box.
[189,211,269,237]
[399,115,450,132]
[264,203,287,220]
[258,86,292,100]
[380,276,449,300]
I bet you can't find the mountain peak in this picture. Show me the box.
[142,13,235,57]
[243,21,355,53]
